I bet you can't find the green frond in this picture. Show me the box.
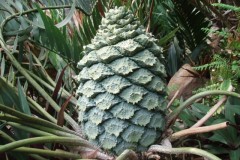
[194,54,228,70]
[171,0,210,50]
[212,3,240,12]
[194,83,221,94]
[193,61,225,71]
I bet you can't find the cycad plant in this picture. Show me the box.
[0,1,240,160]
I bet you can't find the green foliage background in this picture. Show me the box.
[0,0,239,160]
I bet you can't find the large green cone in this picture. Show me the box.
[76,6,168,155]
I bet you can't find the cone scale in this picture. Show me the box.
[76,6,168,155]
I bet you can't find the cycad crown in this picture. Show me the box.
[76,6,168,155]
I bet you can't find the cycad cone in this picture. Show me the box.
[76,6,168,155]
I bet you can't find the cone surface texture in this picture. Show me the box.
[76,6,168,154]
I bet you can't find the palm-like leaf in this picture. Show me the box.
[0,0,100,149]
[148,0,210,76]
[172,0,209,50]
[0,0,105,154]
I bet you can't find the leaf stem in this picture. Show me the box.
[0,104,80,136]
[27,70,77,105]
[166,90,240,129]
[29,154,48,160]
[148,145,221,160]
[6,122,54,136]
[1,4,92,32]
[170,121,228,141]
[0,130,15,142]
[27,96,57,123]
[191,85,233,128]
[0,136,93,153]
[5,146,82,159]
[0,114,78,137]
[116,149,138,160]
[0,131,49,160]
[0,77,57,123]
[0,29,81,132]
